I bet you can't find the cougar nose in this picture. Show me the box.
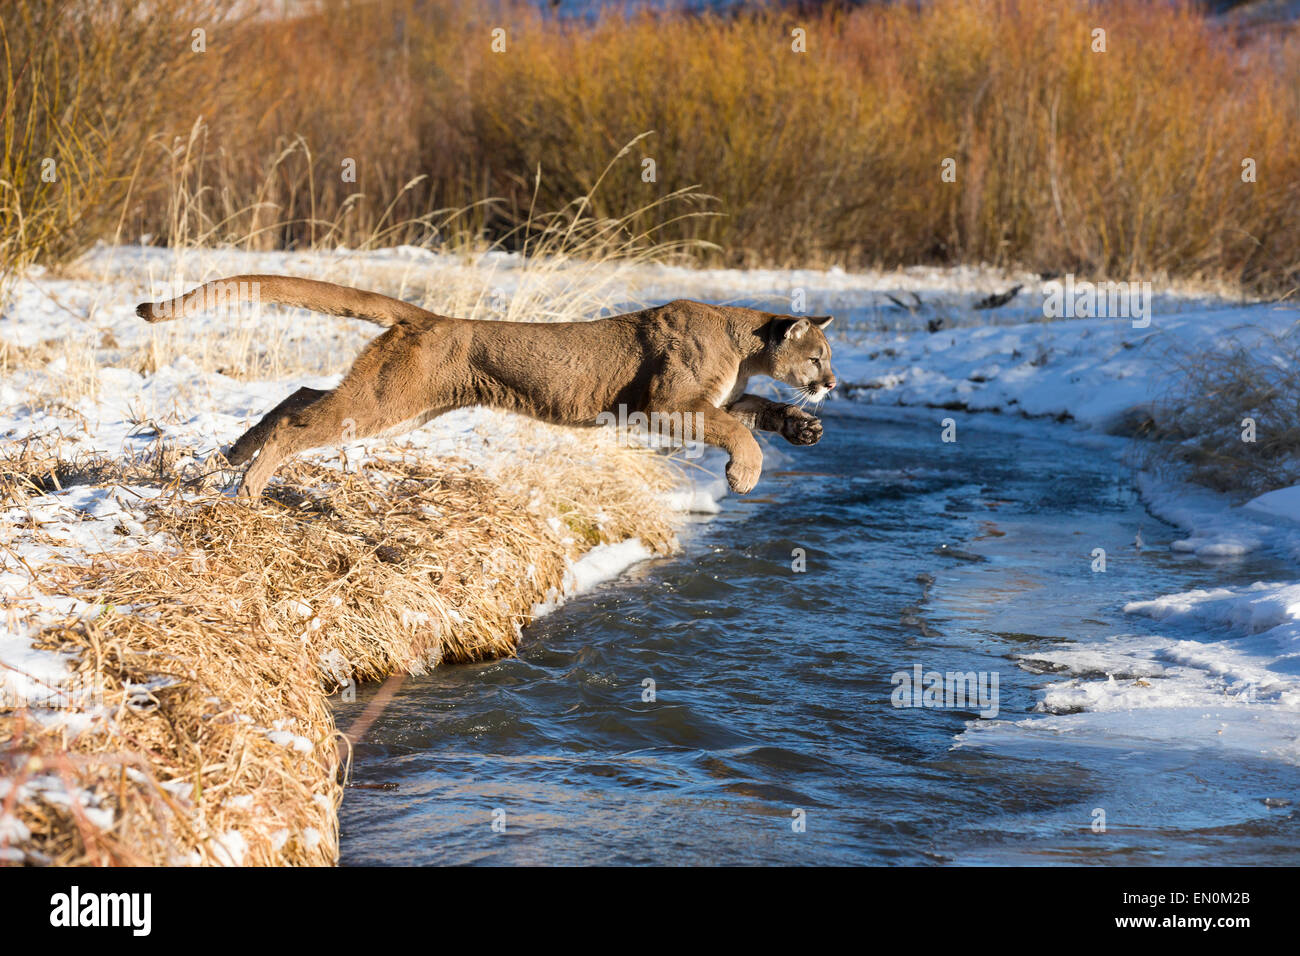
[826,378,837,391]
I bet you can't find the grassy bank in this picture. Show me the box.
[0,425,678,865]
[3,0,1298,294]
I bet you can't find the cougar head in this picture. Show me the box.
[766,315,836,401]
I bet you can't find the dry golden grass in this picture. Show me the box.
[0,336,104,410]
[0,0,207,292]
[0,428,679,865]
[38,132,714,384]
[5,0,1298,295]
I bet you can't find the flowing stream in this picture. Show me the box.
[335,406,1300,865]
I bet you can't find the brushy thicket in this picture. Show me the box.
[3,0,1299,294]
[1144,327,1300,498]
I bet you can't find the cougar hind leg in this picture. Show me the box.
[238,393,456,498]
[227,386,329,465]
[234,324,454,499]
[237,389,364,499]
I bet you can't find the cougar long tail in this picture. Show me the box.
[135,274,440,328]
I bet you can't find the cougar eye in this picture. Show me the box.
[810,357,821,366]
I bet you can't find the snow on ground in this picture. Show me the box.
[831,302,1294,428]
[5,244,1300,770]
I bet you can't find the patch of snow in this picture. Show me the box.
[207,829,249,866]
[1244,484,1300,526]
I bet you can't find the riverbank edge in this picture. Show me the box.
[0,442,694,866]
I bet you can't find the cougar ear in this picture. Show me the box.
[770,317,811,341]
[809,315,833,329]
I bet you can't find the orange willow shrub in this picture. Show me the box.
[4,0,1298,293]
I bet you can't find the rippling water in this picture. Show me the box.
[336,406,1300,865]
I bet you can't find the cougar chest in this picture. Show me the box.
[714,371,747,408]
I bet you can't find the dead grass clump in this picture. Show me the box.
[2,611,342,866]
[1,437,679,865]
[1142,324,1300,497]
[496,419,681,552]
[0,431,212,507]
[0,446,116,504]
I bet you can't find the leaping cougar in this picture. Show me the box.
[136,276,837,499]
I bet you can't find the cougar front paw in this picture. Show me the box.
[726,453,762,495]
[780,407,823,446]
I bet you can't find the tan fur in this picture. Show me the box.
[136,275,838,498]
